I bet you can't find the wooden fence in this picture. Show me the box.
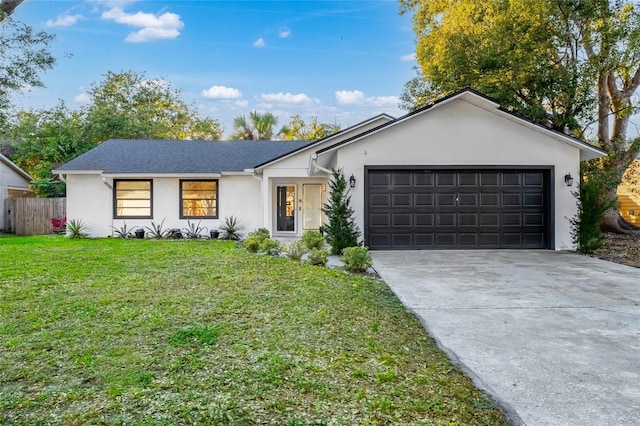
[4,198,66,236]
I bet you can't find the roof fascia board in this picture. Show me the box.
[52,169,102,175]
[101,173,223,178]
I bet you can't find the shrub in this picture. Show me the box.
[321,168,361,255]
[111,222,133,238]
[342,246,372,273]
[146,219,171,239]
[50,216,67,234]
[182,219,207,239]
[308,247,329,266]
[285,240,308,260]
[243,228,279,253]
[571,166,615,253]
[260,238,280,254]
[300,229,325,250]
[220,216,244,240]
[66,219,89,239]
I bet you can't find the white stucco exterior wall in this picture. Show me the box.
[66,174,261,238]
[334,99,580,250]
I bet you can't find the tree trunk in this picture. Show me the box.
[0,0,24,20]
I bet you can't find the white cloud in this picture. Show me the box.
[335,90,365,105]
[279,27,291,38]
[253,37,265,48]
[74,93,91,103]
[401,53,416,61]
[235,100,249,108]
[46,14,83,27]
[335,90,399,107]
[201,85,243,99]
[101,7,184,42]
[260,92,318,105]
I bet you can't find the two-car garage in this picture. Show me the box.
[365,168,552,250]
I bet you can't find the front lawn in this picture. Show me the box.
[0,236,507,425]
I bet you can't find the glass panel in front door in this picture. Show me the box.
[303,184,322,230]
[276,185,296,232]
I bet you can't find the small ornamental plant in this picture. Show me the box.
[341,246,373,273]
[50,216,67,234]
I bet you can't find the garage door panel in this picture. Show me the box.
[415,213,435,226]
[458,173,478,186]
[392,193,412,207]
[370,213,390,227]
[367,169,549,249]
[414,193,434,207]
[392,213,412,226]
[502,193,522,206]
[370,173,391,187]
[369,193,390,207]
[524,193,544,206]
[392,173,412,186]
[414,172,434,186]
[437,193,457,206]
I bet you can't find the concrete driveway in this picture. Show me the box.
[371,250,640,426]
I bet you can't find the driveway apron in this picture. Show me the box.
[371,250,640,426]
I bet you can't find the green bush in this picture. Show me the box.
[260,238,280,254]
[301,230,325,250]
[242,228,279,254]
[308,247,329,266]
[341,246,372,273]
[284,240,308,260]
[66,219,89,239]
[571,166,615,253]
[242,235,262,253]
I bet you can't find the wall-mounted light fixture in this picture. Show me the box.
[349,174,356,188]
[564,173,574,187]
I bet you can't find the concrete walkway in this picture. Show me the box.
[371,250,640,426]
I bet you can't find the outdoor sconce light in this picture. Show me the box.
[564,173,574,187]
[349,174,356,188]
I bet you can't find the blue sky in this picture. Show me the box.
[11,0,417,137]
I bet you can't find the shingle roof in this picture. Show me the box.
[55,139,313,174]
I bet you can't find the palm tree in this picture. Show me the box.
[229,111,278,140]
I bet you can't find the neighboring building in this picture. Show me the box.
[54,89,605,250]
[1,153,33,232]
[618,159,640,226]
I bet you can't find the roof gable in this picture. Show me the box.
[316,89,606,161]
[1,153,32,181]
[253,113,395,170]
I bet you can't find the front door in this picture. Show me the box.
[302,184,323,230]
[276,185,296,232]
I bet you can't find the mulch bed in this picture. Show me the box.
[592,232,640,268]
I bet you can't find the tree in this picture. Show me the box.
[228,111,279,140]
[278,114,341,140]
[6,70,223,197]
[400,0,640,232]
[0,2,55,125]
[321,168,361,254]
[8,102,91,197]
[0,0,25,19]
[84,70,222,143]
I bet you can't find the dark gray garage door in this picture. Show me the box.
[366,168,551,250]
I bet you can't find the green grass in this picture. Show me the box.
[0,235,507,425]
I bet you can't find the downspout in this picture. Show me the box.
[102,176,112,189]
[58,173,67,183]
